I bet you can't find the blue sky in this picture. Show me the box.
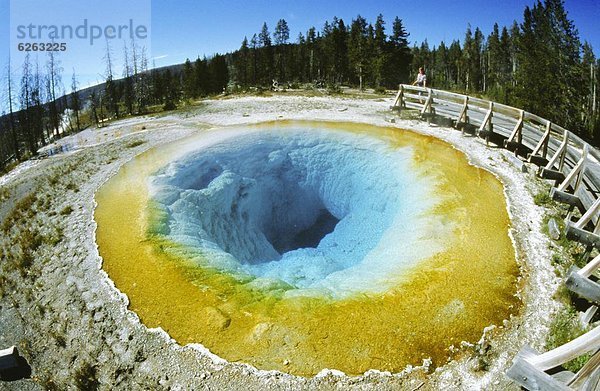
[0,0,599,110]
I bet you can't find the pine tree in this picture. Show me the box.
[88,90,100,126]
[194,57,209,96]
[236,37,250,87]
[372,14,388,87]
[182,59,196,99]
[208,54,229,93]
[515,0,582,130]
[432,41,449,88]
[581,42,598,140]
[447,40,463,89]
[348,15,368,90]
[486,24,502,94]
[306,27,317,81]
[389,17,411,85]
[411,40,431,84]
[258,22,273,85]
[31,60,45,144]
[462,26,483,92]
[162,68,179,110]
[274,19,290,82]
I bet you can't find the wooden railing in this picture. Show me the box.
[392,84,600,390]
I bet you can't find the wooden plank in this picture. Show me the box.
[480,102,494,130]
[392,84,404,108]
[529,155,550,167]
[529,326,600,371]
[566,224,600,249]
[506,347,572,391]
[580,253,600,278]
[430,89,466,100]
[568,349,600,389]
[404,92,426,101]
[566,267,600,303]
[540,168,566,182]
[402,85,428,93]
[581,368,600,391]
[528,121,552,163]
[545,130,570,172]
[574,197,600,230]
[505,110,525,146]
[557,144,589,193]
[420,89,433,116]
[551,188,585,211]
[404,101,422,110]
[524,111,549,125]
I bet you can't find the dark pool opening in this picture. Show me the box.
[269,208,340,255]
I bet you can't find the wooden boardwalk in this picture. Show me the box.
[392,85,600,390]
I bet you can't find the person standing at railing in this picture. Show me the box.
[412,67,427,87]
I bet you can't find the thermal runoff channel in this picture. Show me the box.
[95,122,519,376]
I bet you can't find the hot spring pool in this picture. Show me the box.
[95,121,519,376]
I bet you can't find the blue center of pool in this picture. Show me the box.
[148,126,446,298]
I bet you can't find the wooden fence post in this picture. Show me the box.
[504,109,525,154]
[478,101,494,145]
[528,120,552,166]
[456,96,469,134]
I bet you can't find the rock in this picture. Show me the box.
[548,218,561,240]
[248,322,272,343]
[203,307,231,331]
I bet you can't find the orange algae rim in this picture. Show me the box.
[95,121,520,376]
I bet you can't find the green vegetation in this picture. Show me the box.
[1,193,37,234]
[126,140,145,149]
[534,191,553,206]
[65,182,79,192]
[413,1,598,144]
[546,308,592,372]
[60,205,74,216]
[532,184,596,372]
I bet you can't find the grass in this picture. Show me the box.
[1,193,37,234]
[0,160,18,174]
[126,140,145,149]
[45,227,63,246]
[546,308,592,372]
[48,172,61,186]
[534,190,553,206]
[0,186,10,201]
[374,86,387,95]
[66,182,79,192]
[60,205,74,215]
